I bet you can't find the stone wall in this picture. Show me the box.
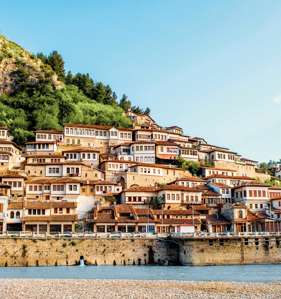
[1,236,281,267]
[177,236,281,265]
[0,237,175,267]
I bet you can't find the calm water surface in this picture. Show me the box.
[0,265,281,282]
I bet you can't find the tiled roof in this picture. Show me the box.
[160,218,200,225]
[64,123,112,130]
[26,177,81,184]
[153,209,200,216]
[232,183,270,189]
[206,175,255,180]
[208,182,231,188]
[0,140,22,150]
[26,141,57,144]
[202,166,237,172]
[0,171,26,179]
[89,180,118,186]
[24,201,77,209]
[123,186,158,193]
[62,147,100,153]
[206,214,230,224]
[171,176,205,183]
[159,184,201,192]
[24,153,63,158]
[35,129,63,134]
[8,201,24,209]
[100,159,136,165]
[129,162,183,171]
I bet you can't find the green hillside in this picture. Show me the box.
[0,35,147,144]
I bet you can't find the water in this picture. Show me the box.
[0,265,281,282]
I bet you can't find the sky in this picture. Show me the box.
[1,0,281,162]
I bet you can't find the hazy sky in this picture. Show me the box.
[1,1,281,162]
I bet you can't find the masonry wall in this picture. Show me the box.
[1,236,281,267]
[0,238,174,267]
[178,236,281,265]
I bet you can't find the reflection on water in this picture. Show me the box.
[0,264,281,282]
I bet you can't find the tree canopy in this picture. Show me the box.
[0,44,152,145]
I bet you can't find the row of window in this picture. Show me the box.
[108,163,128,170]
[28,184,78,192]
[31,158,61,163]
[213,153,236,160]
[27,208,71,215]
[180,149,198,156]
[48,167,60,174]
[165,193,200,202]
[120,132,132,139]
[207,170,234,176]
[28,144,50,149]
[132,145,155,152]
[36,134,63,141]
[96,185,115,192]
[135,156,155,162]
[159,146,179,154]
[66,167,80,174]
[235,189,267,198]
[48,167,81,175]
[0,154,9,161]
[28,185,50,192]
[0,146,17,153]
[65,127,132,138]
[249,203,268,209]
[65,153,97,160]
[270,192,281,198]
[178,182,198,188]
[136,133,168,141]
[2,181,22,188]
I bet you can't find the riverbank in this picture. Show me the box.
[1,279,281,298]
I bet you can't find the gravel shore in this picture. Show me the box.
[0,279,281,299]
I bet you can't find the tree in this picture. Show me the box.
[47,51,65,81]
[70,73,94,98]
[259,162,270,174]
[177,157,200,176]
[131,106,143,114]
[64,71,73,84]
[119,94,132,111]
[149,195,165,209]
[144,107,151,115]
[12,128,34,145]
[36,52,48,64]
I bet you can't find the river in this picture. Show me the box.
[0,264,281,282]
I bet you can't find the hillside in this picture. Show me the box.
[0,35,62,94]
[0,35,134,144]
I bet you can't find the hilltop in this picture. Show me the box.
[0,35,149,144]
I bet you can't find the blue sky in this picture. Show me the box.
[1,0,281,162]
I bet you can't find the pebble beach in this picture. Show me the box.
[0,279,281,299]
